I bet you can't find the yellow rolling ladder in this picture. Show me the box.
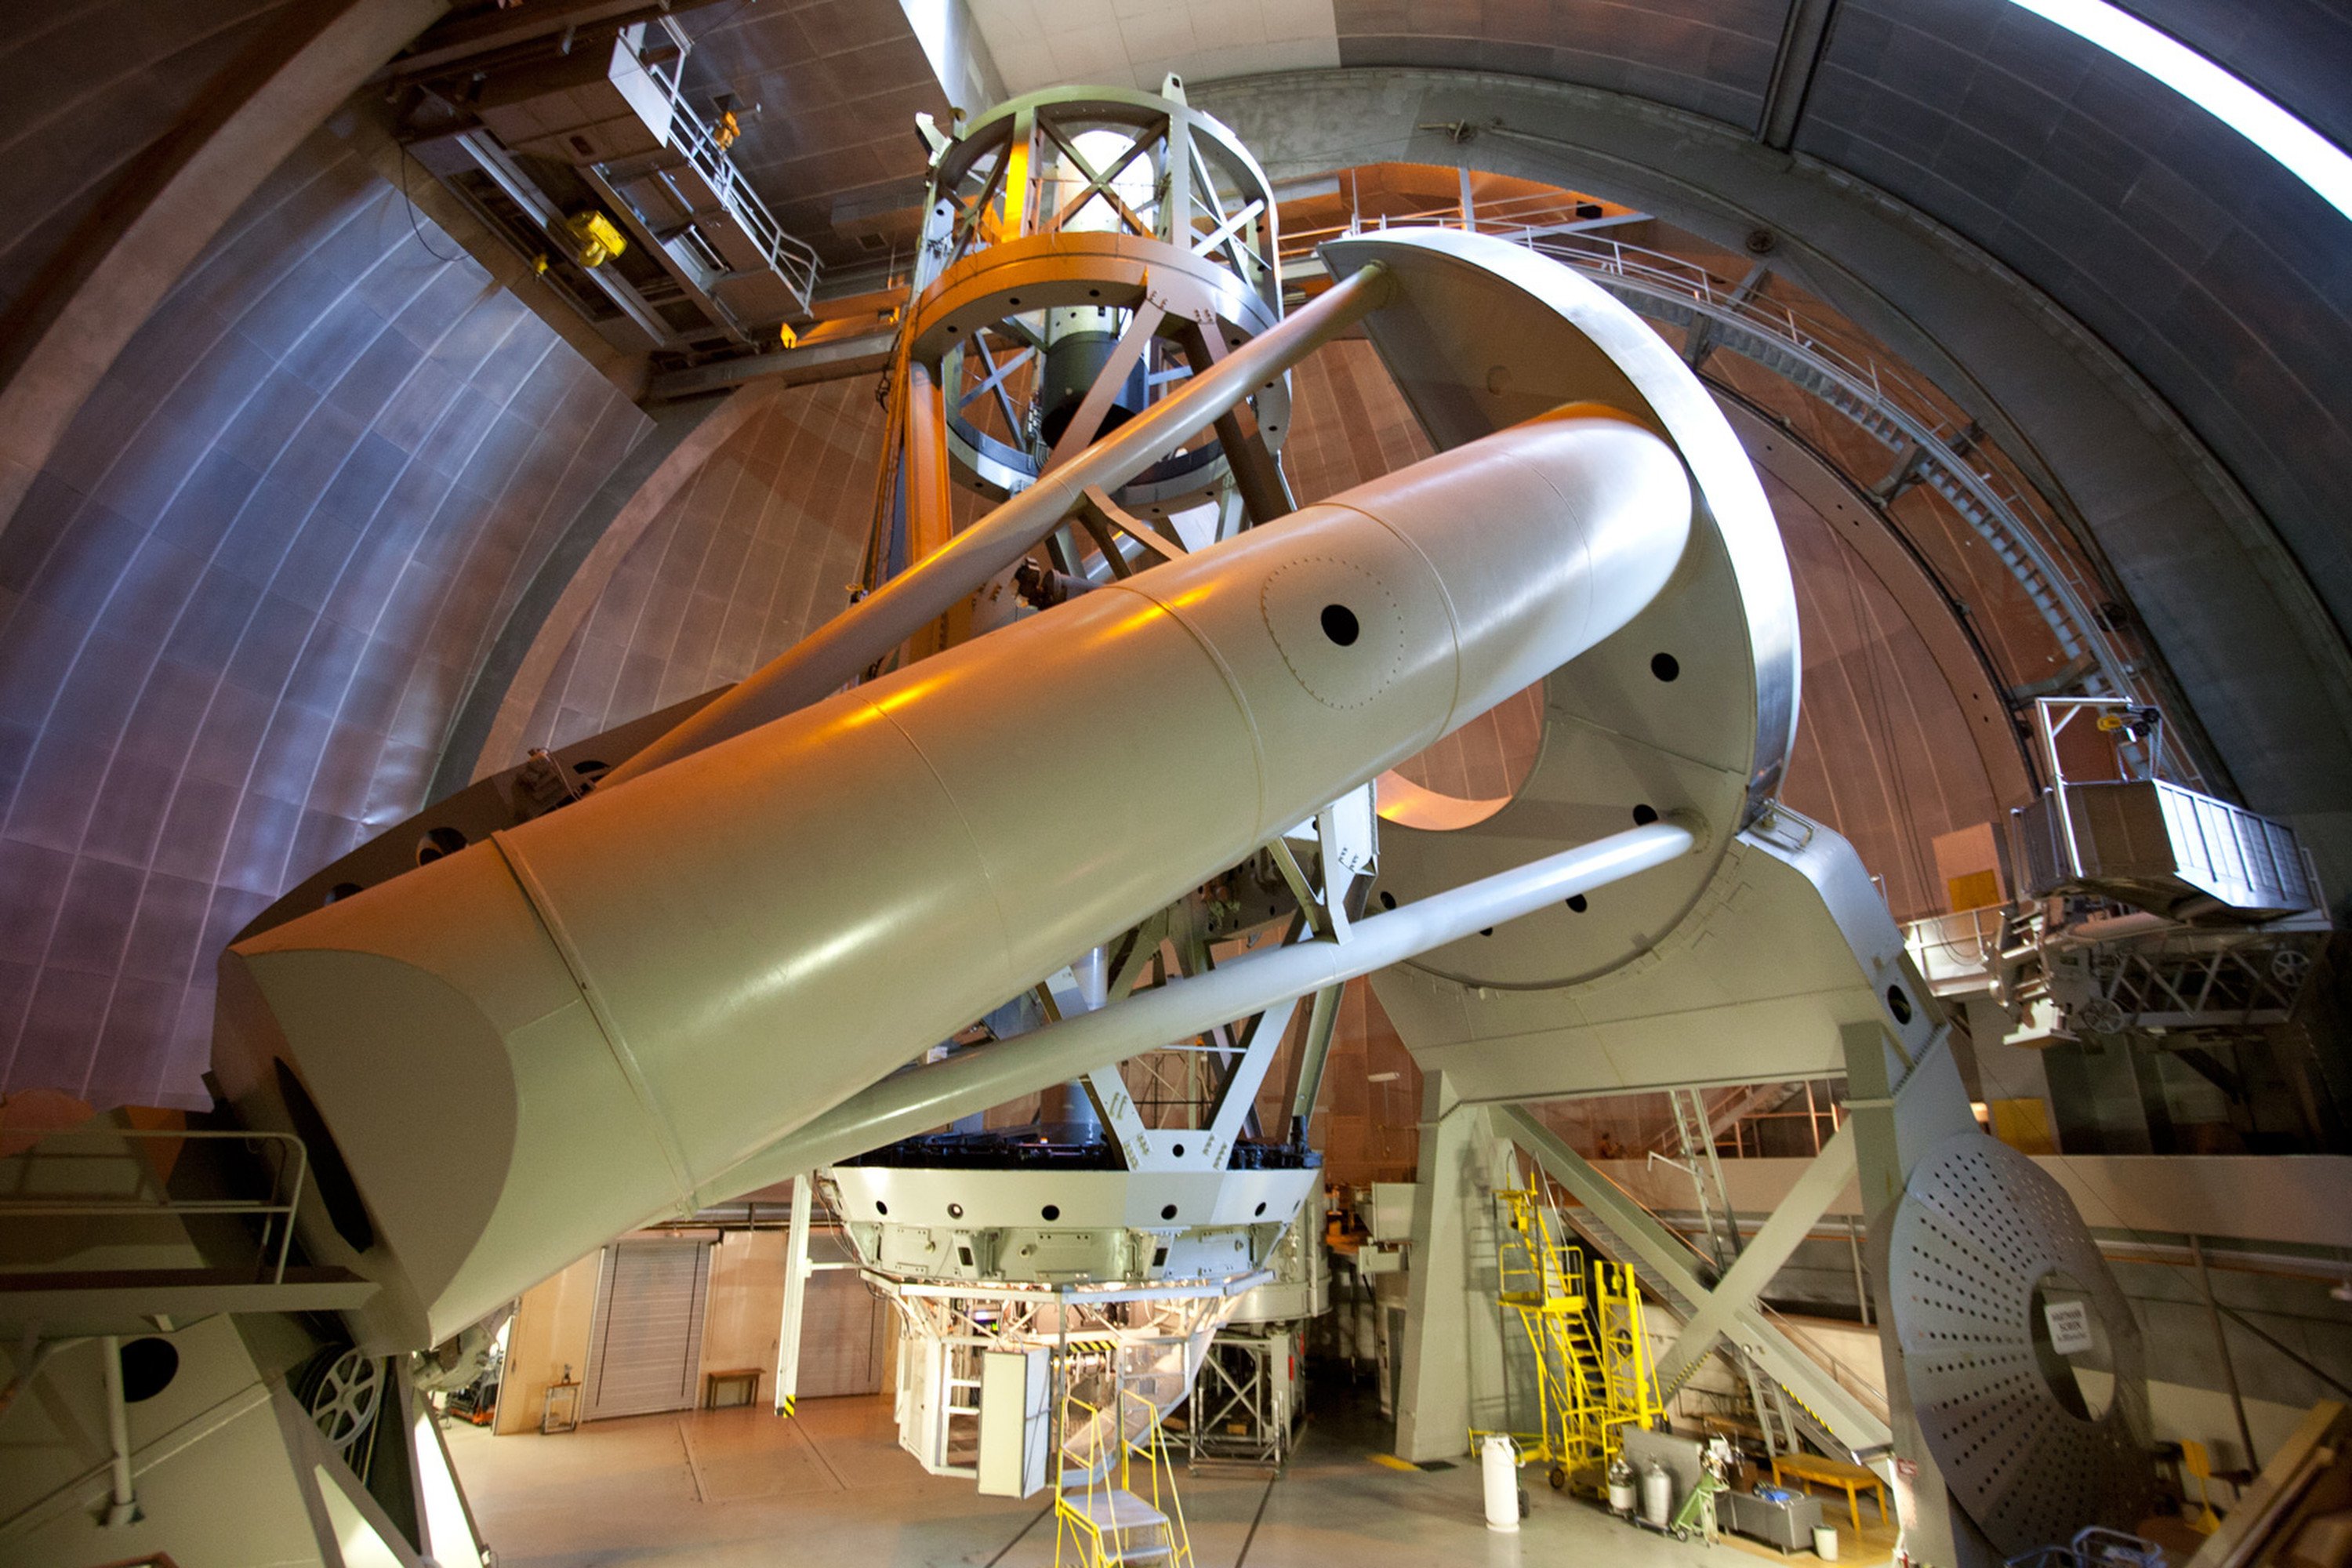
[1475,1181,1663,1491]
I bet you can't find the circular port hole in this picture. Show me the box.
[1651,652,1681,682]
[1160,1203,1178,1221]
[1632,804,1659,826]
[1254,1201,1267,1216]
[947,1203,964,1219]
[1319,604,1359,646]
[874,1200,887,1216]
[415,826,467,866]
[1171,1143,1185,1157]
[1886,985,1913,1025]
[1040,1204,1060,1221]
[1566,895,1588,913]
[1379,891,1397,911]
[118,1338,180,1403]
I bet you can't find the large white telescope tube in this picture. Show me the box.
[212,412,1693,1350]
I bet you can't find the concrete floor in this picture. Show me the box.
[447,1388,1900,1567]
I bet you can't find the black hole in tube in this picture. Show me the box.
[1378,891,1397,911]
[1479,927,1494,937]
[1007,297,1020,306]
[1566,895,1588,913]
[1088,288,1101,297]
[1632,804,1659,826]
[1319,604,1359,646]
[1172,1143,1185,1156]
[1254,1202,1267,1216]
[415,825,466,866]
[118,1338,179,1403]
[1041,1204,1060,1221]
[875,1200,887,1215]
[1651,652,1680,682]
[1160,1203,1178,1221]
[1886,985,1913,1025]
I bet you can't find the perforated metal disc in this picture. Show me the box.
[1889,1135,2151,1552]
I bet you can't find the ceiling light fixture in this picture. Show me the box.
[2004,0,2352,222]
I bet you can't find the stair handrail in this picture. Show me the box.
[1756,1305,1892,1428]
[1120,1384,1192,1567]
[0,1120,310,1285]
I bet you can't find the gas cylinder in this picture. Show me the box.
[1482,1435,1520,1532]
[1607,1456,1639,1517]
[1640,1461,1674,1526]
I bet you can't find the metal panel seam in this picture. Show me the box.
[486,829,699,1215]
[857,694,1025,1004]
[1097,580,1274,841]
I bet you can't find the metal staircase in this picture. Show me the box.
[1479,1181,1661,1480]
[1054,1372,1194,1568]
[1542,1102,1866,1467]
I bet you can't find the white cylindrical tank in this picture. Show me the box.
[215,413,1693,1351]
[1607,1457,1638,1516]
[1640,1461,1675,1526]
[1481,1435,1520,1532]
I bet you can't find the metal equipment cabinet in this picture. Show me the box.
[1719,1487,1826,1552]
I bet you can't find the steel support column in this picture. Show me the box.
[773,1174,815,1418]
[1393,1076,1513,1461]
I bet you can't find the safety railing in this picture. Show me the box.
[1759,1305,1891,1428]
[627,15,820,312]
[1904,906,2009,997]
[0,1124,310,1284]
[1055,1382,1194,1568]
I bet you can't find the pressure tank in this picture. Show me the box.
[1482,1435,1521,1532]
[1641,1461,1675,1526]
[214,412,1693,1352]
[1607,1456,1639,1516]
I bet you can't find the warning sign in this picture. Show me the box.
[2045,1298,2095,1356]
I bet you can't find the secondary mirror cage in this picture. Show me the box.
[866,85,1295,593]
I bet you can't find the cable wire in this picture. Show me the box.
[397,143,464,264]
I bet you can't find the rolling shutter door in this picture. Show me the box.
[583,1238,712,1420]
[796,1269,887,1398]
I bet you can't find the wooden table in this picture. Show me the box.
[703,1367,763,1410]
[1771,1453,1889,1531]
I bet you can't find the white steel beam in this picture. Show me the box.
[773,1175,815,1417]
